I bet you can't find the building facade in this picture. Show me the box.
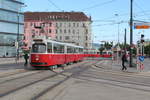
[24,12,92,49]
[0,0,24,57]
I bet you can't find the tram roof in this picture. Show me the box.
[33,37,83,49]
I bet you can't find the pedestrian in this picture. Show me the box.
[24,53,29,66]
[121,53,127,71]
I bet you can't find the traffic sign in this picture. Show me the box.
[135,25,150,29]
[139,56,144,62]
[134,22,150,29]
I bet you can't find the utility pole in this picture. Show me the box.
[129,0,133,67]
[124,28,127,55]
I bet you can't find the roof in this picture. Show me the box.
[24,12,91,22]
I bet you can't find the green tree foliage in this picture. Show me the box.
[144,44,150,56]
[99,47,105,54]
[99,42,113,54]
[104,42,113,50]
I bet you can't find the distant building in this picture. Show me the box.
[24,12,92,49]
[0,0,24,57]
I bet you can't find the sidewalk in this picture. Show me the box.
[0,57,24,65]
[95,58,150,73]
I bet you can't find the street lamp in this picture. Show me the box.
[16,4,27,61]
[115,14,122,63]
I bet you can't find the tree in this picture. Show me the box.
[144,44,150,57]
[99,42,113,54]
[99,47,105,54]
[104,42,113,50]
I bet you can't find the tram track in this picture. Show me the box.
[31,61,95,100]
[0,70,44,84]
[78,74,150,93]
[0,69,28,78]
[0,70,61,97]
[0,60,97,99]
[0,61,87,85]
[92,65,150,78]
[76,65,150,93]
[82,70,150,87]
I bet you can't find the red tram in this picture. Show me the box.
[30,37,112,68]
[30,37,84,68]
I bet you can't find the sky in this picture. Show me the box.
[24,0,150,44]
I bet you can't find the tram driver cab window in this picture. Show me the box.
[32,43,46,53]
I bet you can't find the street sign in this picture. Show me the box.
[139,56,144,62]
[134,22,150,29]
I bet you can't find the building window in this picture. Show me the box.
[86,36,88,40]
[72,29,75,34]
[56,29,57,33]
[30,23,33,26]
[77,23,79,27]
[73,23,75,27]
[60,36,62,40]
[85,43,88,47]
[83,23,85,27]
[49,23,52,27]
[64,29,66,33]
[32,34,35,38]
[86,29,88,34]
[68,23,71,27]
[65,36,70,40]
[68,29,71,33]
[60,23,62,27]
[56,23,58,27]
[77,29,79,34]
[60,29,62,33]
[32,29,35,34]
[78,36,80,40]
[49,29,51,33]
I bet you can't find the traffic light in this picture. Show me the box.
[141,34,145,43]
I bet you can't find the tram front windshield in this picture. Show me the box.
[32,43,46,53]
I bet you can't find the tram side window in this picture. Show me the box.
[74,48,79,53]
[67,46,74,53]
[79,48,83,54]
[53,43,64,53]
[47,43,52,53]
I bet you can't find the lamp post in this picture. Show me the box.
[115,14,122,63]
[16,4,27,61]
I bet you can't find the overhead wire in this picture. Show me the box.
[133,1,150,20]
[92,21,128,27]
[92,10,150,23]
[47,0,63,11]
[82,0,117,11]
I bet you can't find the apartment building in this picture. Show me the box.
[24,12,92,49]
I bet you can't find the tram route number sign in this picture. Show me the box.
[139,56,144,62]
